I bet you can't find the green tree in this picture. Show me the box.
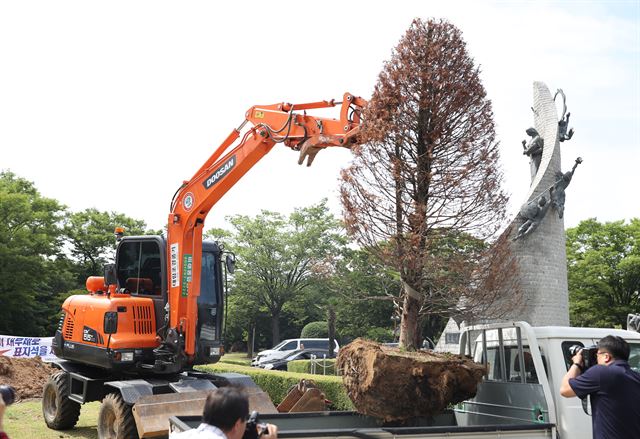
[223,200,346,345]
[567,218,640,328]
[331,248,398,341]
[0,171,71,335]
[63,208,148,282]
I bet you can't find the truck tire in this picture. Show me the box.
[98,393,139,439]
[42,371,81,430]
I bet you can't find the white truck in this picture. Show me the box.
[171,321,640,439]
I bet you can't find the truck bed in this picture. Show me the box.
[169,410,554,439]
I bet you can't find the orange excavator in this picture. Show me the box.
[42,93,366,438]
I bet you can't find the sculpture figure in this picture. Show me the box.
[522,127,544,180]
[551,157,583,219]
[513,189,553,241]
[554,89,574,142]
[628,313,640,333]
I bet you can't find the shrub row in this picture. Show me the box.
[219,358,253,367]
[287,359,337,375]
[197,362,353,411]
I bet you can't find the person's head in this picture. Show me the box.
[202,387,249,439]
[526,127,538,137]
[597,335,630,365]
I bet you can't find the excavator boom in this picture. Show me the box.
[167,92,366,361]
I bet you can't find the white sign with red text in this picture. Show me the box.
[0,335,57,362]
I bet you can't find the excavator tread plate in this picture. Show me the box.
[132,388,277,438]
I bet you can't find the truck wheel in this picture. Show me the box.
[98,393,139,439]
[42,371,81,430]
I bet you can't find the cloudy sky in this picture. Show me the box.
[1,1,638,233]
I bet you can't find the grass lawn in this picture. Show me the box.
[5,400,100,439]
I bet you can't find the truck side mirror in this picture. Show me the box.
[104,311,118,334]
[225,254,235,274]
[104,264,117,286]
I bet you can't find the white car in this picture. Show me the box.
[251,338,339,367]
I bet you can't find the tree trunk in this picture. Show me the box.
[399,282,420,349]
[328,305,336,358]
[247,322,256,358]
[270,312,280,346]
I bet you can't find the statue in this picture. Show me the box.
[551,157,583,219]
[628,314,640,333]
[513,189,553,241]
[522,127,544,180]
[554,89,574,142]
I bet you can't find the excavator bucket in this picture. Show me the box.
[276,379,327,413]
[132,387,277,438]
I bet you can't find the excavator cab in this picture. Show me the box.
[52,235,225,373]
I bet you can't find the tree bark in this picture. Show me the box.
[270,312,280,345]
[399,282,421,349]
[248,322,256,358]
[328,305,336,358]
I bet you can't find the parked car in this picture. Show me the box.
[261,348,330,370]
[252,338,339,366]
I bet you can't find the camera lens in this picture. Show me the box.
[568,345,583,356]
[0,385,15,405]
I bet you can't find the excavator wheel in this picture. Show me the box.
[98,393,139,439]
[42,371,81,430]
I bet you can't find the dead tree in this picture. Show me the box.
[340,19,514,349]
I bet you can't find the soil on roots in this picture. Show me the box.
[337,339,486,422]
[0,356,55,400]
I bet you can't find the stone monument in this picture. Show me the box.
[507,82,579,326]
[435,82,580,351]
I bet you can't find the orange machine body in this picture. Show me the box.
[52,93,365,374]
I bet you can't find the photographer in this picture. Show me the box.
[171,387,278,439]
[560,335,640,438]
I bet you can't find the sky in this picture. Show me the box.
[1,0,638,234]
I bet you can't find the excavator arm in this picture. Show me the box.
[166,92,366,360]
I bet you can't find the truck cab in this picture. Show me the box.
[459,321,640,439]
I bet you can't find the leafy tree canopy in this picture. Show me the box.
[216,199,347,345]
[0,171,70,335]
[567,218,640,328]
[63,208,148,281]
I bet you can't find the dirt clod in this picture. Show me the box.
[337,339,485,421]
[0,356,54,400]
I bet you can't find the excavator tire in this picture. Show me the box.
[42,371,81,430]
[98,393,139,439]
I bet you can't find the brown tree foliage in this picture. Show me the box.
[340,19,518,348]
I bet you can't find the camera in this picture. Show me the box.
[0,385,16,405]
[243,411,269,439]
[568,344,598,370]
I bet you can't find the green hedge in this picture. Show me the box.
[219,358,253,367]
[197,363,353,411]
[300,321,328,338]
[287,359,337,375]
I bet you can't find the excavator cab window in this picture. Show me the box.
[116,240,162,296]
[198,251,219,306]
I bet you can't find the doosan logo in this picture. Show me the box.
[203,156,236,189]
